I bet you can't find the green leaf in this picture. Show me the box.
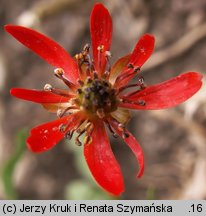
[1,129,28,199]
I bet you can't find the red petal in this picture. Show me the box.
[10,88,71,103]
[120,72,203,110]
[27,113,82,153]
[5,25,79,84]
[110,119,144,178]
[115,34,155,88]
[90,3,112,75]
[84,120,124,196]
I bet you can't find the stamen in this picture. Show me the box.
[65,118,87,140]
[103,50,112,79]
[57,106,79,118]
[65,130,74,140]
[108,116,130,139]
[105,120,118,138]
[121,98,146,106]
[54,68,64,77]
[83,43,90,54]
[84,122,94,144]
[43,84,71,97]
[54,68,76,90]
[84,135,91,144]
[115,67,140,85]
[75,122,92,146]
[97,45,104,70]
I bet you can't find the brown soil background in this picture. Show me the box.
[0,0,206,199]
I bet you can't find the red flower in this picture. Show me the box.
[5,3,202,196]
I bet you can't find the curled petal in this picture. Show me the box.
[120,72,203,110]
[90,3,112,75]
[109,54,131,84]
[27,113,82,153]
[10,88,71,103]
[5,25,79,84]
[110,118,144,178]
[84,120,124,196]
[115,34,155,88]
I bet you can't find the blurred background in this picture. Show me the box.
[0,0,206,200]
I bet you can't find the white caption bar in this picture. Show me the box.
[0,200,205,216]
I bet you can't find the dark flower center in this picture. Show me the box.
[76,78,118,117]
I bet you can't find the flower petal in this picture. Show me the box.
[27,113,82,153]
[84,120,124,196]
[109,54,131,84]
[42,103,70,113]
[115,34,155,88]
[90,3,112,75]
[10,88,70,103]
[120,72,203,110]
[110,119,144,178]
[5,25,79,84]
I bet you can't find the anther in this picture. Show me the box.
[84,135,92,144]
[86,77,92,84]
[122,132,129,139]
[138,100,146,106]
[84,122,94,144]
[44,84,53,91]
[65,130,74,140]
[59,124,66,133]
[105,51,112,58]
[75,121,92,146]
[57,109,63,118]
[54,68,64,77]
[83,43,90,53]
[128,63,134,69]
[118,123,125,131]
[54,68,76,90]
[78,79,84,86]
[75,138,82,146]
[134,67,140,73]
[97,45,104,52]
[77,89,82,94]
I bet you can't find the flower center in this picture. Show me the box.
[76,78,118,118]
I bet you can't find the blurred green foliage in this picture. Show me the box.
[146,186,156,200]
[1,129,28,199]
